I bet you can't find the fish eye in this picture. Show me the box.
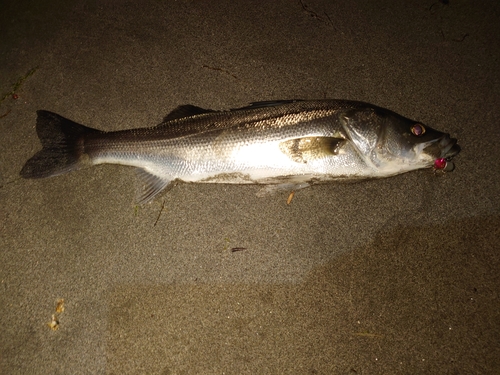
[411,123,426,136]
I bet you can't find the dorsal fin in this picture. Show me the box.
[163,100,303,122]
[235,100,303,111]
[163,105,216,122]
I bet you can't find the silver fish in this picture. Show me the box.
[20,99,460,203]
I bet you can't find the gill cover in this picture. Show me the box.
[339,108,383,156]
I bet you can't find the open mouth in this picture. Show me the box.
[443,140,461,159]
[440,136,461,159]
[433,136,460,171]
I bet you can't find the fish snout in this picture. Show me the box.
[439,134,460,159]
[432,134,460,171]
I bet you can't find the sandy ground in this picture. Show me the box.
[1,0,499,373]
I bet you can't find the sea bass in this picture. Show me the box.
[20,99,460,203]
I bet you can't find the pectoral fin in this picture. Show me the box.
[279,137,346,163]
[135,169,172,204]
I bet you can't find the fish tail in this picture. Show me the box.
[20,110,100,179]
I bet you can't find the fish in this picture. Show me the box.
[20,99,460,203]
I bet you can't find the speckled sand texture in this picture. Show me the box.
[1,1,499,373]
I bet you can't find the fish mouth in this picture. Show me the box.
[439,135,461,159]
[432,135,460,171]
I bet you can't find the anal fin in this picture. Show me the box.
[256,182,311,197]
[135,169,172,204]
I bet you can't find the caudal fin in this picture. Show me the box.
[20,110,100,179]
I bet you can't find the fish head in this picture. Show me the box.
[340,108,460,174]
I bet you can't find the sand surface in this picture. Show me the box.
[1,1,499,373]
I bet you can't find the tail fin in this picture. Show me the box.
[20,110,100,179]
